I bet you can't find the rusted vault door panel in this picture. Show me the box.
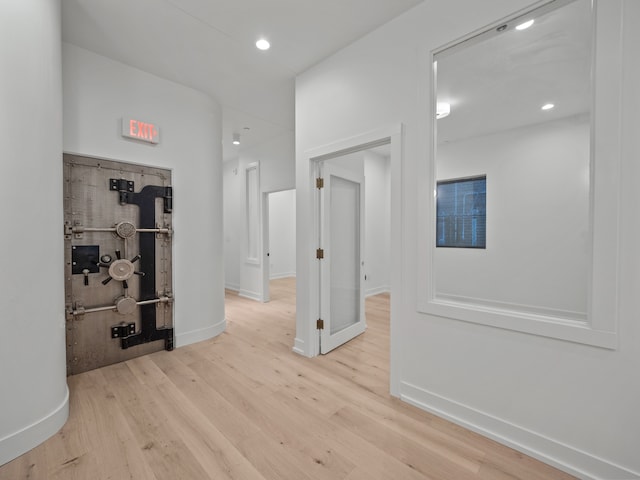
[64,154,174,375]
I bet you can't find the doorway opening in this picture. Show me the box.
[262,189,297,303]
[295,124,402,394]
[314,142,392,354]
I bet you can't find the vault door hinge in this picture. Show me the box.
[316,248,324,259]
[316,177,324,189]
[317,319,324,330]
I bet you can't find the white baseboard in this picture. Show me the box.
[225,282,240,292]
[0,387,69,466]
[175,318,226,348]
[400,382,639,480]
[366,285,390,297]
[269,272,296,280]
[434,292,586,321]
[239,289,261,302]
[293,337,308,356]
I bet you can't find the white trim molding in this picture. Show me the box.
[0,387,69,467]
[238,289,262,302]
[293,337,307,357]
[270,272,296,280]
[175,318,226,348]
[245,162,260,264]
[366,286,391,298]
[400,382,640,480]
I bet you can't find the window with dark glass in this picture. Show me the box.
[436,176,486,248]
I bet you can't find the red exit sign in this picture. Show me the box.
[122,117,160,144]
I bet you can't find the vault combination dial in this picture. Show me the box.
[97,249,144,289]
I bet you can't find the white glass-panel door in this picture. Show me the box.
[320,163,366,353]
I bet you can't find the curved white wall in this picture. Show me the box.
[62,43,225,348]
[0,0,69,466]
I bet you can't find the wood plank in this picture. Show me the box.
[330,405,480,480]
[99,363,214,480]
[126,355,267,480]
[178,349,356,480]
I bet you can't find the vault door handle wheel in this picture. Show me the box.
[98,250,144,286]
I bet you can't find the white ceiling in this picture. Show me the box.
[436,0,591,143]
[61,0,423,160]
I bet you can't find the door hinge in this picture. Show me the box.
[317,319,324,330]
[316,248,324,259]
[111,322,136,339]
[316,177,324,189]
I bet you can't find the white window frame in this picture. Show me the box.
[245,162,260,265]
[416,0,622,349]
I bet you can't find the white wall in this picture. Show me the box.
[268,190,296,279]
[223,157,242,291]
[435,116,590,317]
[364,151,391,296]
[63,43,225,347]
[295,1,640,478]
[257,131,296,193]
[0,0,69,466]
[323,150,391,296]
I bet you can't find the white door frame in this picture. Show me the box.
[295,124,403,396]
[261,191,271,302]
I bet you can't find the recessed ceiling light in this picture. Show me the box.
[436,102,451,119]
[516,19,534,30]
[232,133,240,145]
[541,103,555,111]
[256,38,270,50]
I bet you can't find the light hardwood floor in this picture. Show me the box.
[0,278,575,479]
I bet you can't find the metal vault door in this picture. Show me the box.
[63,154,174,375]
